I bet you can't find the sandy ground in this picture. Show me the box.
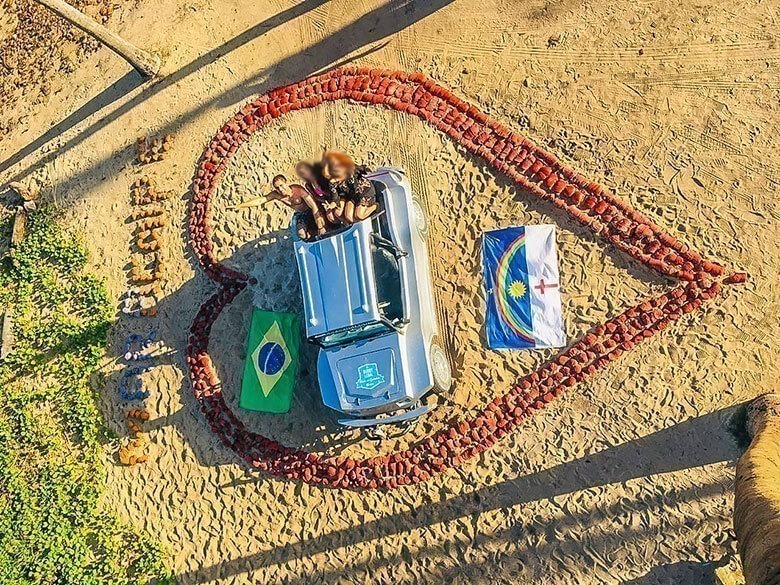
[1,0,779,583]
[0,0,118,135]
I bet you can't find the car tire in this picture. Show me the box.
[429,338,452,393]
[411,196,429,238]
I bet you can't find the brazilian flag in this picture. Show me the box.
[240,309,301,413]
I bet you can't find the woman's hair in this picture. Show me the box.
[324,151,355,178]
[271,174,286,187]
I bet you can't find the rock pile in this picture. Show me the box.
[137,134,174,164]
[123,176,169,317]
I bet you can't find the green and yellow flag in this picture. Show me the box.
[240,309,301,413]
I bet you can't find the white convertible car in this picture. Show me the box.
[293,168,451,429]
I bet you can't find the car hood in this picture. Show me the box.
[317,332,409,414]
[294,221,381,339]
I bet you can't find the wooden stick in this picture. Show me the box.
[229,196,271,210]
[0,311,13,361]
[33,0,161,77]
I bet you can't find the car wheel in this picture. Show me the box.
[429,338,452,393]
[411,196,429,238]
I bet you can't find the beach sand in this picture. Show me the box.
[1,0,778,582]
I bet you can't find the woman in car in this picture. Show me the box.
[320,150,377,224]
[295,161,344,226]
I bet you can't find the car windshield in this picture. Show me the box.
[316,321,392,348]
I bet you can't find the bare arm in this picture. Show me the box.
[266,190,296,209]
[228,196,267,210]
[302,192,319,212]
[320,146,331,179]
[298,188,326,233]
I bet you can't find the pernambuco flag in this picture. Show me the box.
[482,225,566,349]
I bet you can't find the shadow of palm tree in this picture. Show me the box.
[0,0,332,175]
[100,225,371,468]
[1,0,455,185]
[171,404,740,583]
[625,560,724,585]
[270,512,729,585]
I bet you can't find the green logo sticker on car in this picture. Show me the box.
[356,363,385,391]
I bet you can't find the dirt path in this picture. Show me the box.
[1,0,778,583]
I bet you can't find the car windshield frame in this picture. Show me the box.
[314,320,393,348]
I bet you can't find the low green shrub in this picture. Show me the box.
[0,210,171,584]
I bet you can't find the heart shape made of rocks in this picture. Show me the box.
[185,67,745,490]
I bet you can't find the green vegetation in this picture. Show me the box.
[0,210,170,584]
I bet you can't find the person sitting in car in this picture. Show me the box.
[320,149,377,225]
[268,174,326,240]
[295,161,344,226]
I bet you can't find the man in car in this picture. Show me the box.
[268,174,326,240]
